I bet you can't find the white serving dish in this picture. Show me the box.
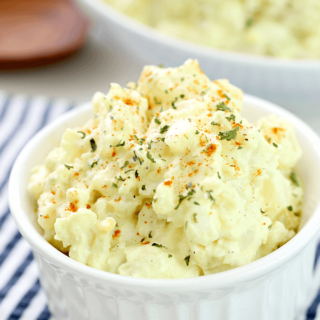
[76,0,320,118]
[9,96,320,320]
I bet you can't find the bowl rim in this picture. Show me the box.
[9,94,320,289]
[78,0,320,67]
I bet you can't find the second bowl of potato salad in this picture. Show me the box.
[76,0,320,125]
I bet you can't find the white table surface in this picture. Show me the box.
[0,32,145,104]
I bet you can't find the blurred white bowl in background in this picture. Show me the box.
[76,0,320,127]
[9,96,320,320]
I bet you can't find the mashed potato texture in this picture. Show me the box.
[105,0,320,59]
[29,60,303,278]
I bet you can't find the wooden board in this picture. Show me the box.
[0,0,89,69]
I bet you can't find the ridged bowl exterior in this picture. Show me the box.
[34,237,316,320]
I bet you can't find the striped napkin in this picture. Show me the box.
[0,91,74,320]
[0,91,320,320]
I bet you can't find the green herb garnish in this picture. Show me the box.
[218,126,239,141]
[184,255,190,266]
[207,190,215,202]
[133,151,143,165]
[154,97,161,105]
[120,161,129,169]
[112,183,118,188]
[159,125,170,134]
[91,160,99,168]
[224,93,230,100]
[77,131,86,139]
[290,172,299,186]
[141,185,146,191]
[216,102,231,112]
[175,189,196,210]
[147,151,156,163]
[115,140,125,147]
[226,114,235,122]
[152,243,166,248]
[175,194,186,210]
[90,138,97,152]
[246,18,254,28]
[155,118,161,125]
[64,165,73,170]
[273,142,278,148]
[287,206,293,211]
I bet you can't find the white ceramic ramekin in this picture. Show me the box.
[76,0,320,116]
[9,96,320,320]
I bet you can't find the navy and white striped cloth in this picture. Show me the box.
[0,91,320,320]
[0,91,74,320]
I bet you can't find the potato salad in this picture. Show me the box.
[29,60,303,278]
[106,0,320,59]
